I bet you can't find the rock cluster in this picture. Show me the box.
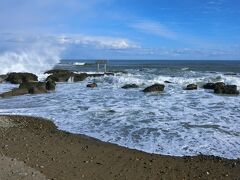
[203,82,239,95]
[45,69,114,83]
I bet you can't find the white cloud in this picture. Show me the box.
[57,34,139,49]
[131,21,177,39]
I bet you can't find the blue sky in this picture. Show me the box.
[0,0,240,60]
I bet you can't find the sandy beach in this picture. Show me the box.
[0,115,239,180]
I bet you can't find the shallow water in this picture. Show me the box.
[0,60,240,159]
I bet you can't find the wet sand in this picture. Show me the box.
[0,115,239,180]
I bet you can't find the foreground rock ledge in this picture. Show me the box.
[0,115,239,180]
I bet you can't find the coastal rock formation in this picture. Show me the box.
[74,73,88,82]
[143,84,165,93]
[164,81,172,84]
[87,83,97,88]
[214,85,239,95]
[45,69,115,83]
[122,84,139,89]
[0,81,56,98]
[185,84,197,90]
[6,73,38,84]
[203,82,239,95]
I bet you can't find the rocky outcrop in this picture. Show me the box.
[203,82,239,95]
[214,85,239,95]
[122,84,139,89]
[87,83,97,88]
[0,81,56,98]
[143,84,165,93]
[45,69,115,83]
[74,73,88,82]
[6,73,38,84]
[185,84,197,90]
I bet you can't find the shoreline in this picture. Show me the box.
[0,115,239,179]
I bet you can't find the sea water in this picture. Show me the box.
[0,60,240,159]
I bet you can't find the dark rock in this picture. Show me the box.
[214,85,239,95]
[214,82,225,89]
[6,73,38,84]
[143,84,165,93]
[87,83,97,88]
[46,80,56,91]
[185,84,197,90]
[74,73,88,82]
[19,82,46,90]
[164,81,172,84]
[122,84,139,89]
[203,83,216,89]
[19,82,48,94]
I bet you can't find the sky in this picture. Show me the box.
[0,0,240,60]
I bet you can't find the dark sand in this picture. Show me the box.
[0,115,239,180]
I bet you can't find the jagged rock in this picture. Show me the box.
[185,84,197,90]
[143,84,165,93]
[6,73,38,84]
[74,73,88,82]
[87,83,97,88]
[122,84,139,89]
[214,85,239,95]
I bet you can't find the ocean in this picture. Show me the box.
[0,60,240,159]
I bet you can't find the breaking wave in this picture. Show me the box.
[0,44,61,75]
